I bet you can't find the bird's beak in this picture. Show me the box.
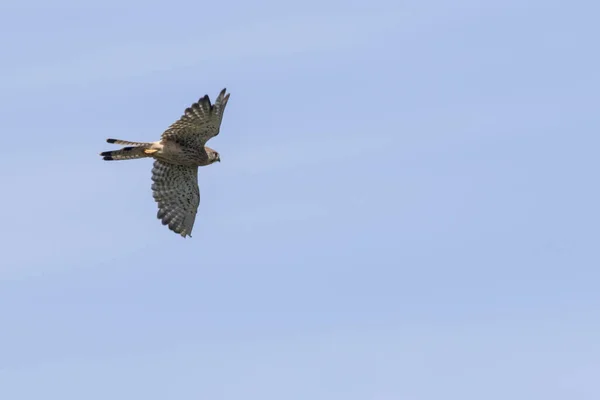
[217,156,221,162]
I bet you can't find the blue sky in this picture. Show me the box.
[1,0,599,398]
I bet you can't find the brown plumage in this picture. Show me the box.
[100,88,230,238]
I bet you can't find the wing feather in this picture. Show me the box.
[151,160,200,237]
[161,88,230,148]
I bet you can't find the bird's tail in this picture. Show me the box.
[100,138,157,161]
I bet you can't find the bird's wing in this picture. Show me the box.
[161,88,230,148]
[151,160,200,238]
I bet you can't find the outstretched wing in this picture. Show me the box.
[161,88,230,148]
[151,160,200,238]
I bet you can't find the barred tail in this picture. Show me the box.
[101,146,153,161]
[106,138,153,146]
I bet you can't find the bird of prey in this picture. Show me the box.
[100,88,230,238]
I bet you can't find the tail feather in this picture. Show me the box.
[101,138,160,161]
[101,146,152,161]
[106,138,153,146]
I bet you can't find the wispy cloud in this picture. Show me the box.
[2,12,400,89]
[222,132,396,176]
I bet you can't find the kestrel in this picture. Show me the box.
[100,88,230,238]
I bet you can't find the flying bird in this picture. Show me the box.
[100,88,230,238]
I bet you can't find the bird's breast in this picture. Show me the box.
[158,142,207,166]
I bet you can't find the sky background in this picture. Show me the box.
[1,0,599,398]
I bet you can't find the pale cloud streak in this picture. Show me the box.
[2,12,401,89]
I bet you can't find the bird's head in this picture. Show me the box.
[206,147,221,164]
